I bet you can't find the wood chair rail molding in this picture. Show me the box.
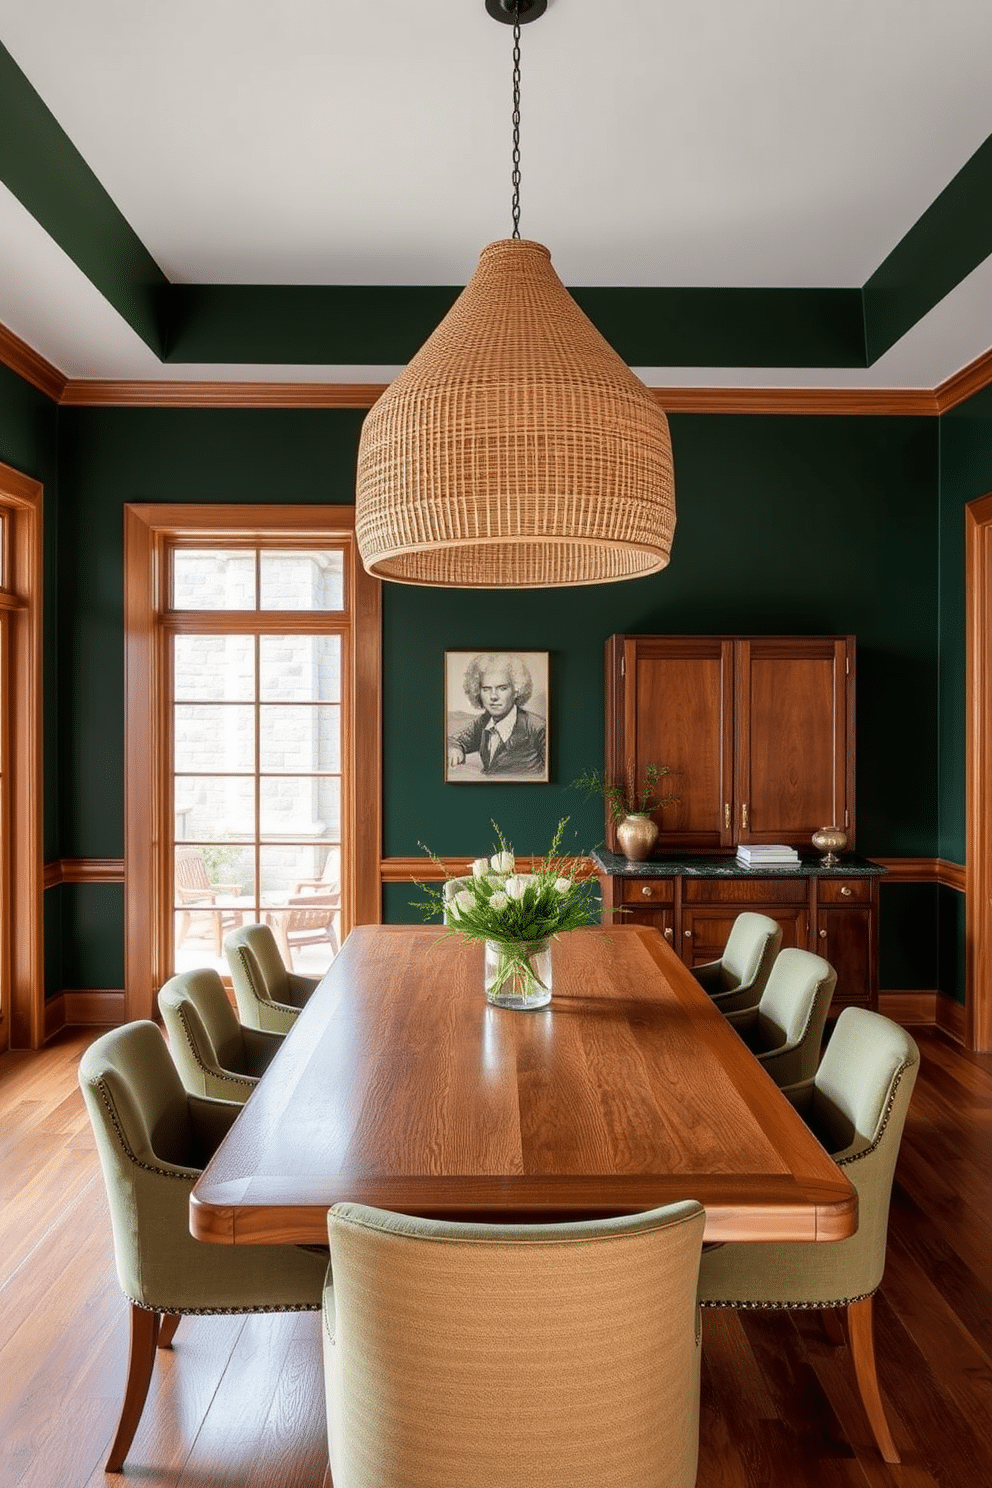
[4,317,992,415]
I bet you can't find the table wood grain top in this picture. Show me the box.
[190,924,856,1246]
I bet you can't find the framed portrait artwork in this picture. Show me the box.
[444,651,549,783]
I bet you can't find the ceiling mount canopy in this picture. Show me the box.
[354,0,676,589]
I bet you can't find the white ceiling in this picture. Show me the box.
[1,0,991,388]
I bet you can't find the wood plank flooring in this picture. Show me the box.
[1,1023,989,1486]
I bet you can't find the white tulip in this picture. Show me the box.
[553,877,572,894]
[471,857,490,879]
[505,875,529,901]
[452,890,476,917]
[491,850,515,874]
[489,891,509,911]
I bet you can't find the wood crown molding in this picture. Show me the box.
[53,380,943,416]
[0,324,66,402]
[3,319,991,416]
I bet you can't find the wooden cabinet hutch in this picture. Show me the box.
[596,635,881,1011]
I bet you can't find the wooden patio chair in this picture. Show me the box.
[174,845,244,955]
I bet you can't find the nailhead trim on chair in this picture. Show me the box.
[128,1295,321,1315]
[700,1057,916,1312]
[700,1288,875,1311]
[92,1081,198,1181]
[233,945,297,1016]
[835,1059,914,1168]
[173,1006,256,1093]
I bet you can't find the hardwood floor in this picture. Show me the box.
[1,1023,989,1486]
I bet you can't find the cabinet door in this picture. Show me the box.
[606,636,734,850]
[681,906,808,967]
[735,637,854,847]
[618,878,675,946]
[814,878,876,1010]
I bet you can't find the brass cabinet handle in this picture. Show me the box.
[819,928,827,938]
[741,803,749,831]
[684,929,692,938]
[724,803,730,829]
[641,885,654,898]
[664,928,673,940]
[840,885,852,897]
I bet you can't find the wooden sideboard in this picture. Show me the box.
[593,851,884,1013]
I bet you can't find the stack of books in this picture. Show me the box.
[735,843,800,866]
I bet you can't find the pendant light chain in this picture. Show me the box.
[511,4,521,238]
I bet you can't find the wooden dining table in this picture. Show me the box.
[190,923,857,1246]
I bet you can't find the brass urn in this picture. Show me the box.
[616,813,659,862]
[811,826,848,866]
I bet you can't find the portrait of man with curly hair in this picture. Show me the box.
[445,651,548,782]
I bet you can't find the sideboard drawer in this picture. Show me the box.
[682,876,808,904]
[621,878,675,905]
[817,877,872,904]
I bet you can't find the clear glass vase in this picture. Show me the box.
[484,937,553,1009]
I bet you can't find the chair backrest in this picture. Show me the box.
[175,846,213,896]
[756,947,837,1083]
[698,1008,919,1310]
[78,1021,200,1304]
[225,922,296,1027]
[808,1006,920,1294]
[78,1021,327,1318]
[324,1199,706,1488]
[719,911,783,996]
[158,967,252,1098]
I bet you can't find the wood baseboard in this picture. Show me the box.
[879,991,937,1025]
[935,991,967,1044]
[45,990,126,1038]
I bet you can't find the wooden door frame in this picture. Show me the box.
[965,492,992,1050]
[0,462,44,1049]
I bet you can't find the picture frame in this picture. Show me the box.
[444,650,549,783]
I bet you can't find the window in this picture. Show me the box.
[124,507,381,1022]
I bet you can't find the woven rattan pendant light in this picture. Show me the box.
[354,0,676,588]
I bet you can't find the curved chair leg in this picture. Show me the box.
[846,1295,900,1464]
[106,1304,160,1472]
[822,1307,846,1345]
[158,1312,181,1349]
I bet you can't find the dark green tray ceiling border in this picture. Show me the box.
[3,41,992,373]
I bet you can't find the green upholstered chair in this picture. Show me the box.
[691,911,783,1014]
[320,1199,706,1488]
[224,921,320,1034]
[724,945,836,1088]
[698,1007,919,1463]
[158,966,283,1102]
[78,1021,326,1473]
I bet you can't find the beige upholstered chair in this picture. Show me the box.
[78,1021,326,1473]
[724,946,836,1087]
[321,1199,706,1488]
[158,967,282,1102]
[224,922,320,1033]
[692,911,783,1014]
[699,1007,920,1463]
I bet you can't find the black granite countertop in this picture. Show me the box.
[591,849,887,879]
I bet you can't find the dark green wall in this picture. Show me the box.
[53,405,939,982]
[934,385,992,1003]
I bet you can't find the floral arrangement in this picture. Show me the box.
[572,762,678,823]
[414,819,600,1005]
